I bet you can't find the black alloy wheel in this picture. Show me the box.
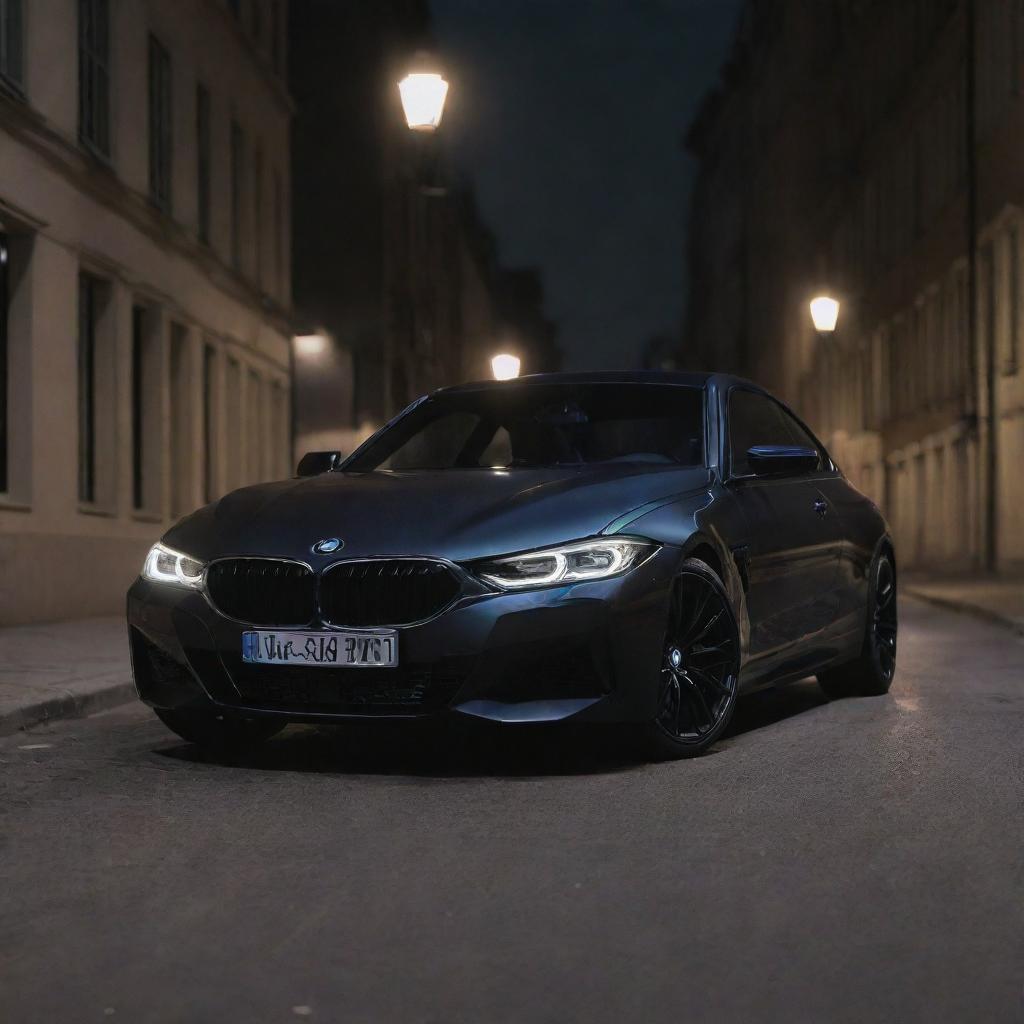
[646,557,740,759]
[871,556,898,682]
[817,550,897,699]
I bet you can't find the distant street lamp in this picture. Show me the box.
[491,353,521,380]
[398,67,449,132]
[294,333,328,358]
[809,295,840,334]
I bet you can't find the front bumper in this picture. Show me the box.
[127,545,680,726]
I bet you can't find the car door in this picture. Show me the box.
[724,387,843,665]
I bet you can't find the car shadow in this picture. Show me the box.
[154,718,646,779]
[154,679,831,779]
[723,677,831,741]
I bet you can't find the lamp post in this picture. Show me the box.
[809,295,840,335]
[491,354,521,380]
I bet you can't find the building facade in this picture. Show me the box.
[686,0,1024,573]
[0,0,294,624]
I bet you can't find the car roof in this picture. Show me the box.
[435,370,760,394]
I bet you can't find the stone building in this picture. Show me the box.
[685,0,1024,573]
[0,0,294,624]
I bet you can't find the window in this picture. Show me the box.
[271,380,287,478]
[78,276,101,502]
[271,0,282,72]
[78,0,110,156]
[1007,224,1020,374]
[131,305,162,512]
[253,145,263,286]
[273,169,283,297]
[728,389,823,478]
[0,0,24,90]
[203,343,216,502]
[225,356,242,491]
[196,84,211,244]
[169,324,192,517]
[230,121,244,269]
[130,307,145,509]
[246,368,263,482]
[148,36,173,212]
[0,233,8,492]
[347,384,706,472]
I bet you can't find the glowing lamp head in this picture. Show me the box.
[294,333,327,358]
[398,72,449,131]
[809,295,840,333]
[491,354,521,381]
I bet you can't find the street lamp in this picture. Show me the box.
[294,333,328,358]
[491,353,521,380]
[809,295,840,334]
[398,68,449,132]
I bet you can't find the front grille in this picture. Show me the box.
[206,558,315,626]
[228,661,464,715]
[319,559,461,627]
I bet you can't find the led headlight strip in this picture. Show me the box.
[142,542,206,589]
[475,537,657,591]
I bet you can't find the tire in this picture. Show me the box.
[817,550,897,699]
[153,707,285,751]
[640,557,741,760]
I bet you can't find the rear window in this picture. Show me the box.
[346,383,706,471]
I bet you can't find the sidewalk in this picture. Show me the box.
[902,574,1024,637]
[0,617,134,737]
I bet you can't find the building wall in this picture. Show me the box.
[0,0,293,624]
[686,0,1024,573]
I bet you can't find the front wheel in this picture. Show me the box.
[640,557,741,760]
[154,707,285,751]
[817,551,897,699]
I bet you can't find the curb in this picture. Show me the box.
[903,588,1024,638]
[0,681,136,739]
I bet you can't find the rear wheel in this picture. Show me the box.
[817,551,897,699]
[641,557,741,760]
[154,707,284,751]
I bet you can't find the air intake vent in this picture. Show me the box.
[319,559,461,627]
[206,558,315,626]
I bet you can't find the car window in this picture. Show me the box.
[383,411,481,470]
[774,405,824,464]
[728,389,822,476]
[346,384,706,471]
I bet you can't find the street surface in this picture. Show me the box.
[2,599,1022,1023]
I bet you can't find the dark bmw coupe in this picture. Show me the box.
[128,372,897,758]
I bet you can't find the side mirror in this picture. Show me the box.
[747,444,819,477]
[296,450,341,477]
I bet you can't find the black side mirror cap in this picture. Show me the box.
[747,444,819,477]
[296,450,342,477]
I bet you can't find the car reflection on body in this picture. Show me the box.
[127,372,897,759]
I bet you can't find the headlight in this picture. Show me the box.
[474,537,657,590]
[141,542,206,589]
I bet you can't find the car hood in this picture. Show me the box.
[165,464,712,564]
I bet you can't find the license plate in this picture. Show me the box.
[242,630,398,668]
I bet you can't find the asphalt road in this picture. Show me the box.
[2,598,1022,1024]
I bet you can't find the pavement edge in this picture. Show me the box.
[0,682,137,738]
[903,587,1024,638]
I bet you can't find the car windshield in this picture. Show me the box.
[344,383,706,471]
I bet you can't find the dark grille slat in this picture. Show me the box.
[206,558,315,626]
[319,559,460,627]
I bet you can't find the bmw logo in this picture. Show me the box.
[312,538,344,555]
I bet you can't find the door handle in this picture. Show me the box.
[813,499,829,517]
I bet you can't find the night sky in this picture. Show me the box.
[430,0,741,371]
